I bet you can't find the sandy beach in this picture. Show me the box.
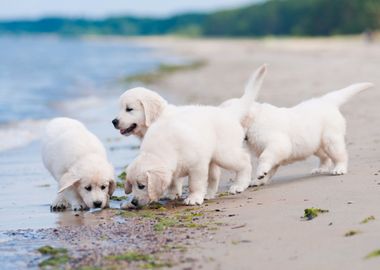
[134,36,380,269]
[1,36,380,270]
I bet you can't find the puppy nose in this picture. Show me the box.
[112,118,119,128]
[131,198,139,207]
[93,201,102,208]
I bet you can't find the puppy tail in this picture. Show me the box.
[241,64,268,105]
[322,82,373,107]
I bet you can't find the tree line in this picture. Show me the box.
[0,0,379,37]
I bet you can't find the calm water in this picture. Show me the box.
[0,36,180,231]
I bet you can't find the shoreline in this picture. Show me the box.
[1,36,380,269]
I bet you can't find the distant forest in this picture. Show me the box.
[1,0,379,37]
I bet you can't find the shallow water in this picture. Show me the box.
[0,36,181,232]
[0,36,183,151]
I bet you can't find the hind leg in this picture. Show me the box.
[216,149,252,194]
[205,163,220,200]
[311,148,333,175]
[323,134,348,175]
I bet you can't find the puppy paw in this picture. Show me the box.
[257,172,268,180]
[51,198,69,212]
[184,194,204,205]
[71,203,88,211]
[204,191,216,200]
[331,166,347,175]
[50,203,68,212]
[311,168,330,175]
[249,180,264,187]
[229,184,247,194]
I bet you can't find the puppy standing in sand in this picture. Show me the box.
[223,80,373,186]
[122,66,267,206]
[113,65,267,200]
[42,117,115,211]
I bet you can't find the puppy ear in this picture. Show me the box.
[58,172,80,193]
[139,95,167,127]
[147,170,171,202]
[108,179,116,196]
[124,181,132,194]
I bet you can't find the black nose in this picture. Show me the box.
[131,198,139,207]
[93,201,102,208]
[112,118,119,128]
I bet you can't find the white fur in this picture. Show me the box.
[223,82,373,186]
[125,66,266,205]
[41,117,115,210]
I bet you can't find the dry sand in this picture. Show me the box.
[133,37,380,270]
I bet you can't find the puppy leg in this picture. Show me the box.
[324,134,348,175]
[51,193,69,211]
[311,148,333,175]
[184,165,208,205]
[250,165,279,186]
[205,163,221,200]
[216,149,251,194]
[166,178,183,200]
[65,189,88,211]
[254,144,288,185]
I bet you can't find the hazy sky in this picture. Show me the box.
[0,0,258,20]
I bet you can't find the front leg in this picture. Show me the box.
[250,165,279,187]
[252,144,288,186]
[166,177,183,200]
[184,166,208,206]
[64,189,88,211]
[51,193,69,211]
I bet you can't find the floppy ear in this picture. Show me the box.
[58,172,80,193]
[139,95,167,127]
[124,181,132,194]
[108,179,116,196]
[147,170,171,202]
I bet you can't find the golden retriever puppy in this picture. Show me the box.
[41,117,115,211]
[222,81,373,186]
[124,66,267,206]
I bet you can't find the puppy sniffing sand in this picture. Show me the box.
[41,118,115,211]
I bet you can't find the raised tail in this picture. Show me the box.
[241,64,267,107]
[322,82,373,107]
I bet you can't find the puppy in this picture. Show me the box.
[112,87,170,138]
[223,81,373,186]
[124,66,267,206]
[42,117,115,211]
[113,67,266,200]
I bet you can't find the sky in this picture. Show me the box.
[0,0,258,20]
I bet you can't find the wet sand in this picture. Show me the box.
[1,37,380,269]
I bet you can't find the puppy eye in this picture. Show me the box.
[126,107,133,112]
[101,185,106,190]
[137,183,145,190]
[85,185,92,191]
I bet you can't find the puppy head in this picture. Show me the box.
[112,87,167,137]
[124,154,171,206]
[58,158,115,209]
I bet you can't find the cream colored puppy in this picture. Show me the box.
[113,67,266,200]
[124,66,267,206]
[222,81,373,186]
[42,117,115,211]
